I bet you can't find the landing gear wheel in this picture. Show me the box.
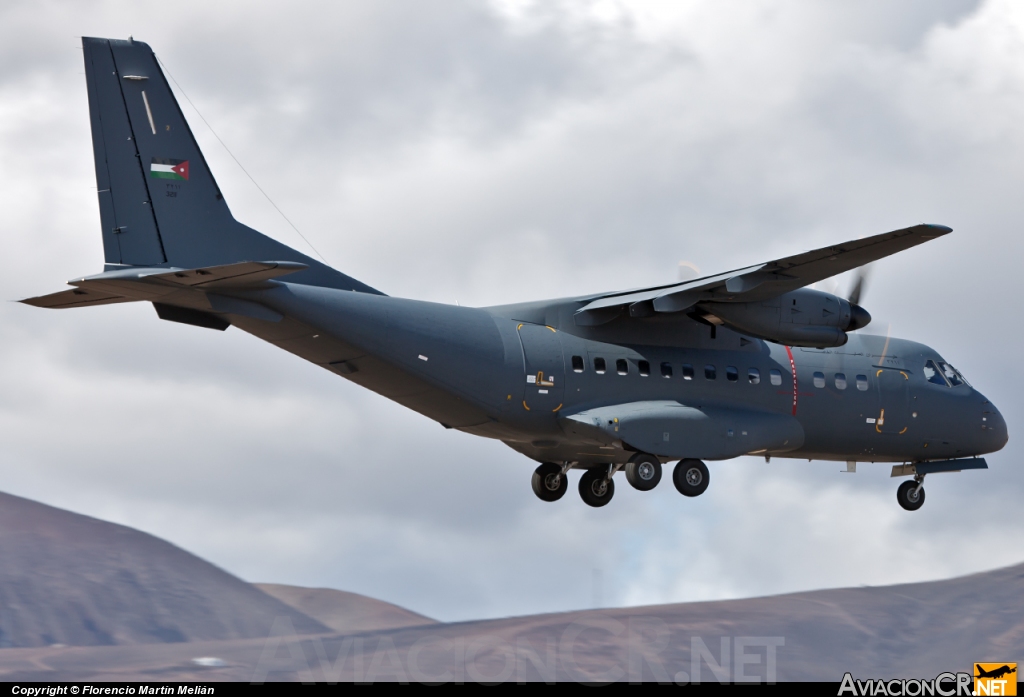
[532,462,567,502]
[625,454,662,491]
[896,480,925,511]
[673,459,709,497]
[579,467,615,507]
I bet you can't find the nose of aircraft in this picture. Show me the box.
[980,399,1008,454]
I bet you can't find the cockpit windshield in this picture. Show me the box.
[924,359,969,387]
[923,360,947,386]
[939,362,968,387]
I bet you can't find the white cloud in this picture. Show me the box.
[0,0,1020,623]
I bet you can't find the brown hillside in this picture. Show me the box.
[0,491,328,647]
[255,583,436,633]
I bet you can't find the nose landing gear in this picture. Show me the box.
[896,476,926,511]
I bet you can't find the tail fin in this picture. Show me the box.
[82,37,379,294]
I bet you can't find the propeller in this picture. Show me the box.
[848,265,870,306]
[845,266,872,331]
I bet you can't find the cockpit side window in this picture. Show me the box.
[939,362,967,387]
[923,360,949,386]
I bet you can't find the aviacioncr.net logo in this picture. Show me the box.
[974,663,1017,696]
[838,672,973,696]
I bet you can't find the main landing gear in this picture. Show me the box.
[579,466,617,507]
[625,453,662,491]
[896,475,926,511]
[531,462,570,502]
[673,459,710,497]
[531,456,711,507]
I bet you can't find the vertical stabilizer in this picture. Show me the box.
[81,37,380,293]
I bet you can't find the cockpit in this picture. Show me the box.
[922,359,969,388]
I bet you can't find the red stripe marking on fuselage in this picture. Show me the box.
[785,345,798,415]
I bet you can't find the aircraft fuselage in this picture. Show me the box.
[241,283,1007,469]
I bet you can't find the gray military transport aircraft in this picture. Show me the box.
[24,37,1008,511]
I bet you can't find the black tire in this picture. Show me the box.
[896,480,925,511]
[532,462,567,502]
[673,459,710,497]
[625,454,662,491]
[579,467,615,507]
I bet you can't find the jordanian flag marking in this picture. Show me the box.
[150,158,189,180]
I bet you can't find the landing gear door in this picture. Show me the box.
[874,368,911,435]
[517,323,565,414]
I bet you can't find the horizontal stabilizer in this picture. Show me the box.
[20,288,132,309]
[144,261,308,289]
[20,261,304,317]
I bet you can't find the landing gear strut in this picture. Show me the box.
[532,462,569,502]
[625,453,662,491]
[896,476,926,511]
[673,459,710,497]
[579,465,618,507]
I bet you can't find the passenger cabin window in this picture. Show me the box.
[726,366,738,382]
[705,365,717,380]
[682,364,694,380]
[813,371,825,388]
[661,362,673,378]
[769,369,782,386]
[748,368,761,385]
[572,355,585,373]
[616,359,628,375]
[638,360,650,377]
[856,374,868,391]
[939,362,965,386]
[835,373,847,390]
[594,357,606,374]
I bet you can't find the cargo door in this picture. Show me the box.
[517,323,565,414]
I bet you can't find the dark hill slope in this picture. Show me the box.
[0,491,327,647]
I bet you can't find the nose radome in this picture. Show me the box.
[983,403,1009,452]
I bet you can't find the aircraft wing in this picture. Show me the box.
[574,223,951,325]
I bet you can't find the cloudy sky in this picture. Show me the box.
[2,0,1023,622]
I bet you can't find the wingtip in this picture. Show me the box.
[923,223,953,234]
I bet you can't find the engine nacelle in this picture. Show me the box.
[700,288,870,348]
